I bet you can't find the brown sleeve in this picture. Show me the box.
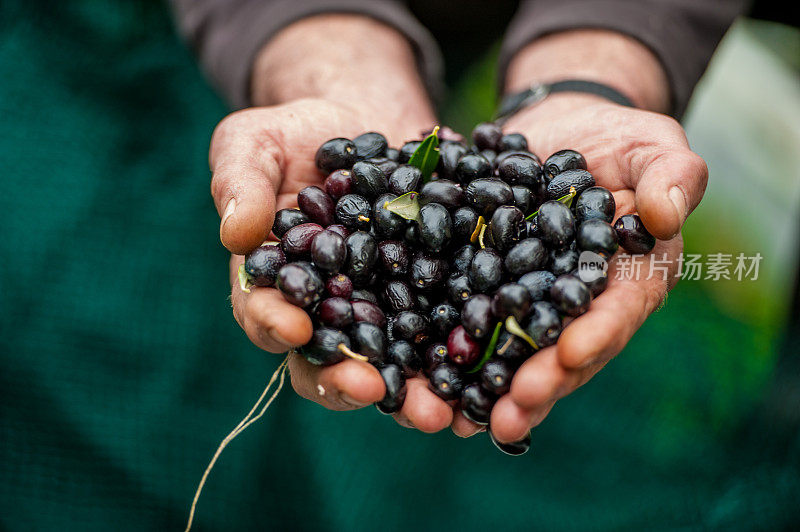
[168,0,443,109]
[499,0,749,117]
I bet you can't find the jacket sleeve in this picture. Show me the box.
[499,0,749,117]
[168,0,443,109]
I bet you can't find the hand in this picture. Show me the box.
[212,97,433,412]
[487,94,708,443]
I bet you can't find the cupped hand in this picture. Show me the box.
[213,98,468,429]
[488,95,708,443]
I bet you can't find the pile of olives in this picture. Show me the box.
[240,123,655,455]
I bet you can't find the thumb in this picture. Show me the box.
[209,112,283,254]
[632,147,708,240]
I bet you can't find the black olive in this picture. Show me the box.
[418,202,453,253]
[315,138,357,174]
[353,131,388,159]
[546,169,595,200]
[464,178,514,215]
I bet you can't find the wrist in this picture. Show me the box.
[504,30,670,114]
[251,14,435,129]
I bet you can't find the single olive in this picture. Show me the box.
[437,141,468,180]
[505,238,547,277]
[376,240,410,277]
[324,169,353,200]
[419,179,464,209]
[446,274,473,306]
[382,280,417,314]
[375,364,407,414]
[464,178,514,215]
[297,185,335,227]
[481,359,514,395]
[244,245,286,287]
[272,208,309,238]
[461,294,494,339]
[577,219,619,258]
[543,149,587,180]
[452,244,477,275]
[497,133,528,152]
[317,297,354,329]
[429,303,460,338]
[456,153,493,184]
[491,283,533,322]
[549,248,579,276]
[315,138,357,174]
[351,160,388,200]
[472,122,503,151]
[550,274,591,317]
[460,383,497,425]
[489,430,531,456]
[325,273,353,299]
[418,202,453,253]
[392,311,430,345]
[351,299,387,329]
[614,214,656,254]
[386,340,422,378]
[398,141,422,163]
[350,322,387,364]
[310,229,347,273]
[373,193,405,238]
[452,206,480,243]
[276,262,324,308]
[301,328,350,366]
[345,231,378,285]
[523,301,563,347]
[575,186,616,224]
[281,222,324,257]
[537,201,576,248]
[335,194,372,230]
[353,131,388,159]
[447,325,481,366]
[424,343,449,375]
[468,248,504,293]
[496,154,544,188]
[428,363,465,401]
[388,165,422,196]
[409,253,448,290]
[547,169,595,200]
[490,205,525,252]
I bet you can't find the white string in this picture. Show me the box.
[185,354,290,532]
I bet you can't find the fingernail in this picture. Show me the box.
[340,393,370,408]
[668,187,686,223]
[220,198,236,246]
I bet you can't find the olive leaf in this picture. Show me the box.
[504,316,539,350]
[237,264,253,293]
[524,188,578,221]
[408,125,440,183]
[383,191,421,221]
[468,322,503,373]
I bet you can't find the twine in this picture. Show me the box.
[185,354,290,531]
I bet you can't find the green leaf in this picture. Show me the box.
[504,316,539,350]
[524,188,578,221]
[238,263,253,293]
[408,125,440,183]
[468,322,503,373]
[383,191,421,221]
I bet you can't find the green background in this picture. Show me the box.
[1,1,798,530]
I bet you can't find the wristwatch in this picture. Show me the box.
[495,80,634,123]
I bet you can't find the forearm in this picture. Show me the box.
[504,30,670,114]
[252,14,435,127]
